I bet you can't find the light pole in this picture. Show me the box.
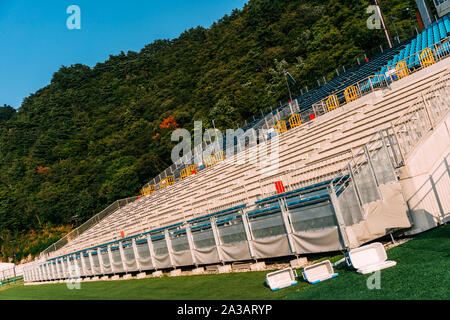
[375,0,393,48]
[284,72,293,102]
[12,253,16,278]
[72,215,79,228]
[9,240,16,278]
[390,15,400,43]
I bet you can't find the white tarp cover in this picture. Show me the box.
[219,242,251,261]
[251,234,291,259]
[172,250,193,267]
[345,183,411,247]
[153,254,171,269]
[123,246,139,272]
[292,226,344,253]
[193,246,220,264]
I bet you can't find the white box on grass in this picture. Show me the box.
[345,242,397,275]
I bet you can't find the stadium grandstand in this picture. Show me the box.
[19,13,450,284]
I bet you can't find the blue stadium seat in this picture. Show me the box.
[407,38,417,66]
[431,24,438,46]
[444,16,450,33]
[410,33,423,67]
[439,19,447,39]
[421,30,428,51]
[402,44,411,61]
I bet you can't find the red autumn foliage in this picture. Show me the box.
[159,117,180,129]
[37,166,52,176]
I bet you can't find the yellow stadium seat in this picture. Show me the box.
[141,185,155,196]
[215,150,224,162]
[275,120,287,135]
[289,114,302,128]
[420,48,435,68]
[326,95,340,111]
[159,176,174,189]
[205,155,217,168]
[180,168,190,180]
[180,164,199,180]
[189,164,197,173]
[396,60,410,79]
[344,86,359,103]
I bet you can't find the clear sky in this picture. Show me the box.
[0,0,248,109]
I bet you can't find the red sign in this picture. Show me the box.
[309,114,316,120]
[275,181,285,194]
[121,231,125,239]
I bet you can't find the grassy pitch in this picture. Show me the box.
[0,224,448,300]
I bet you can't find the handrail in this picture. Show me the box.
[332,66,450,211]
[392,67,450,158]
[40,196,138,258]
[393,68,450,127]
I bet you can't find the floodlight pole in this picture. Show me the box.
[284,72,293,102]
[374,0,393,48]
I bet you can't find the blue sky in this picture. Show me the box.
[0,0,248,109]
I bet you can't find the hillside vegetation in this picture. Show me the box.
[0,0,417,261]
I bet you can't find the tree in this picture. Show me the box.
[0,105,16,123]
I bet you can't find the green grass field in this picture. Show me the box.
[0,224,448,300]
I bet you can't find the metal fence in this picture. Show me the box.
[40,196,138,258]
[392,68,450,159]
[0,266,23,282]
[407,152,450,226]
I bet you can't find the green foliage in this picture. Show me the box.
[0,0,418,261]
[0,105,16,123]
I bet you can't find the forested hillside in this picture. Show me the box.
[0,0,418,261]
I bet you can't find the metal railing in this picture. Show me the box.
[311,75,390,115]
[0,267,21,282]
[327,66,450,247]
[392,67,450,159]
[41,196,138,258]
[384,37,450,81]
[311,36,450,118]
[407,152,450,225]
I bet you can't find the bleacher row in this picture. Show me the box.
[40,56,450,262]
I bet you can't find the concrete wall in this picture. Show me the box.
[398,111,450,234]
